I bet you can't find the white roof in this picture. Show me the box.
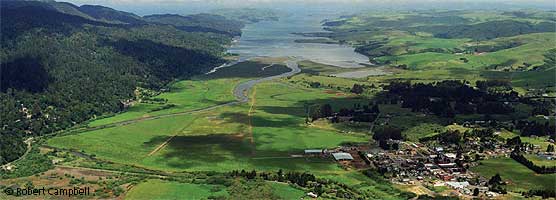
[305,149,323,153]
[446,181,469,189]
[444,153,457,158]
[332,152,354,160]
[438,163,457,167]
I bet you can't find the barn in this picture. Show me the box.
[332,152,353,161]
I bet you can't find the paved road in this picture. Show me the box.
[233,59,301,102]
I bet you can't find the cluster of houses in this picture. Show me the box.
[301,139,517,198]
[300,127,556,199]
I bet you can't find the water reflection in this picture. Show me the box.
[228,10,372,68]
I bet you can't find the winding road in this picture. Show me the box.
[75,58,301,131]
[233,59,300,102]
[2,58,301,169]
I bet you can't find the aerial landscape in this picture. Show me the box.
[0,0,555,199]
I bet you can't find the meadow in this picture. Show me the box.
[322,10,556,96]
[48,81,368,172]
[47,59,372,172]
[498,130,553,150]
[46,58,418,199]
[125,179,229,200]
[524,154,556,167]
[471,157,556,192]
[88,61,290,127]
[88,77,239,127]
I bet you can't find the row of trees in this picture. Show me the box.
[510,153,556,174]
[229,169,316,187]
[308,102,380,123]
[228,169,365,199]
[384,80,521,118]
[521,189,556,198]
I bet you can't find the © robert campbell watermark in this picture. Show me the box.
[4,186,92,197]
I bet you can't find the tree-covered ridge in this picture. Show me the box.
[405,20,556,40]
[0,0,242,165]
[212,8,280,23]
[77,5,145,24]
[144,13,245,36]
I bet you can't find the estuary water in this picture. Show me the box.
[227,10,372,68]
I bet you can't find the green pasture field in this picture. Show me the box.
[471,157,556,192]
[498,130,553,150]
[125,179,229,200]
[48,76,368,172]
[88,61,290,127]
[327,11,556,94]
[125,179,305,200]
[47,60,414,199]
[524,154,556,167]
[88,78,239,127]
[402,123,446,142]
[297,60,357,75]
[269,182,306,199]
[377,33,556,71]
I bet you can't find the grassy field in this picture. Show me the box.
[269,182,306,199]
[524,154,556,167]
[375,33,556,71]
[471,157,556,192]
[88,61,290,127]
[48,70,369,172]
[125,179,305,200]
[125,179,229,200]
[323,10,556,95]
[298,60,358,75]
[402,123,445,142]
[46,59,419,199]
[88,79,239,127]
[498,130,553,150]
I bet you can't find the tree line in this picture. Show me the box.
[510,153,556,174]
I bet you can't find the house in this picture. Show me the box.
[445,181,470,190]
[332,152,354,161]
[444,153,457,159]
[307,192,318,198]
[433,181,445,187]
[439,174,454,181]
[486,191,499,197]
[438,163,457,168]
[435,147,444,152]
[366,153,374,158]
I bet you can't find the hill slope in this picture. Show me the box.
[0,0,240,165]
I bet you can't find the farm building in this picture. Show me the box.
[304,149,326,154]
[332,152,354,161]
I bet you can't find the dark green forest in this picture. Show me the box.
[0,0,244,165]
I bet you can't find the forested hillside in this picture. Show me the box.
[0,0,242,165]
[144,14,244,36]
